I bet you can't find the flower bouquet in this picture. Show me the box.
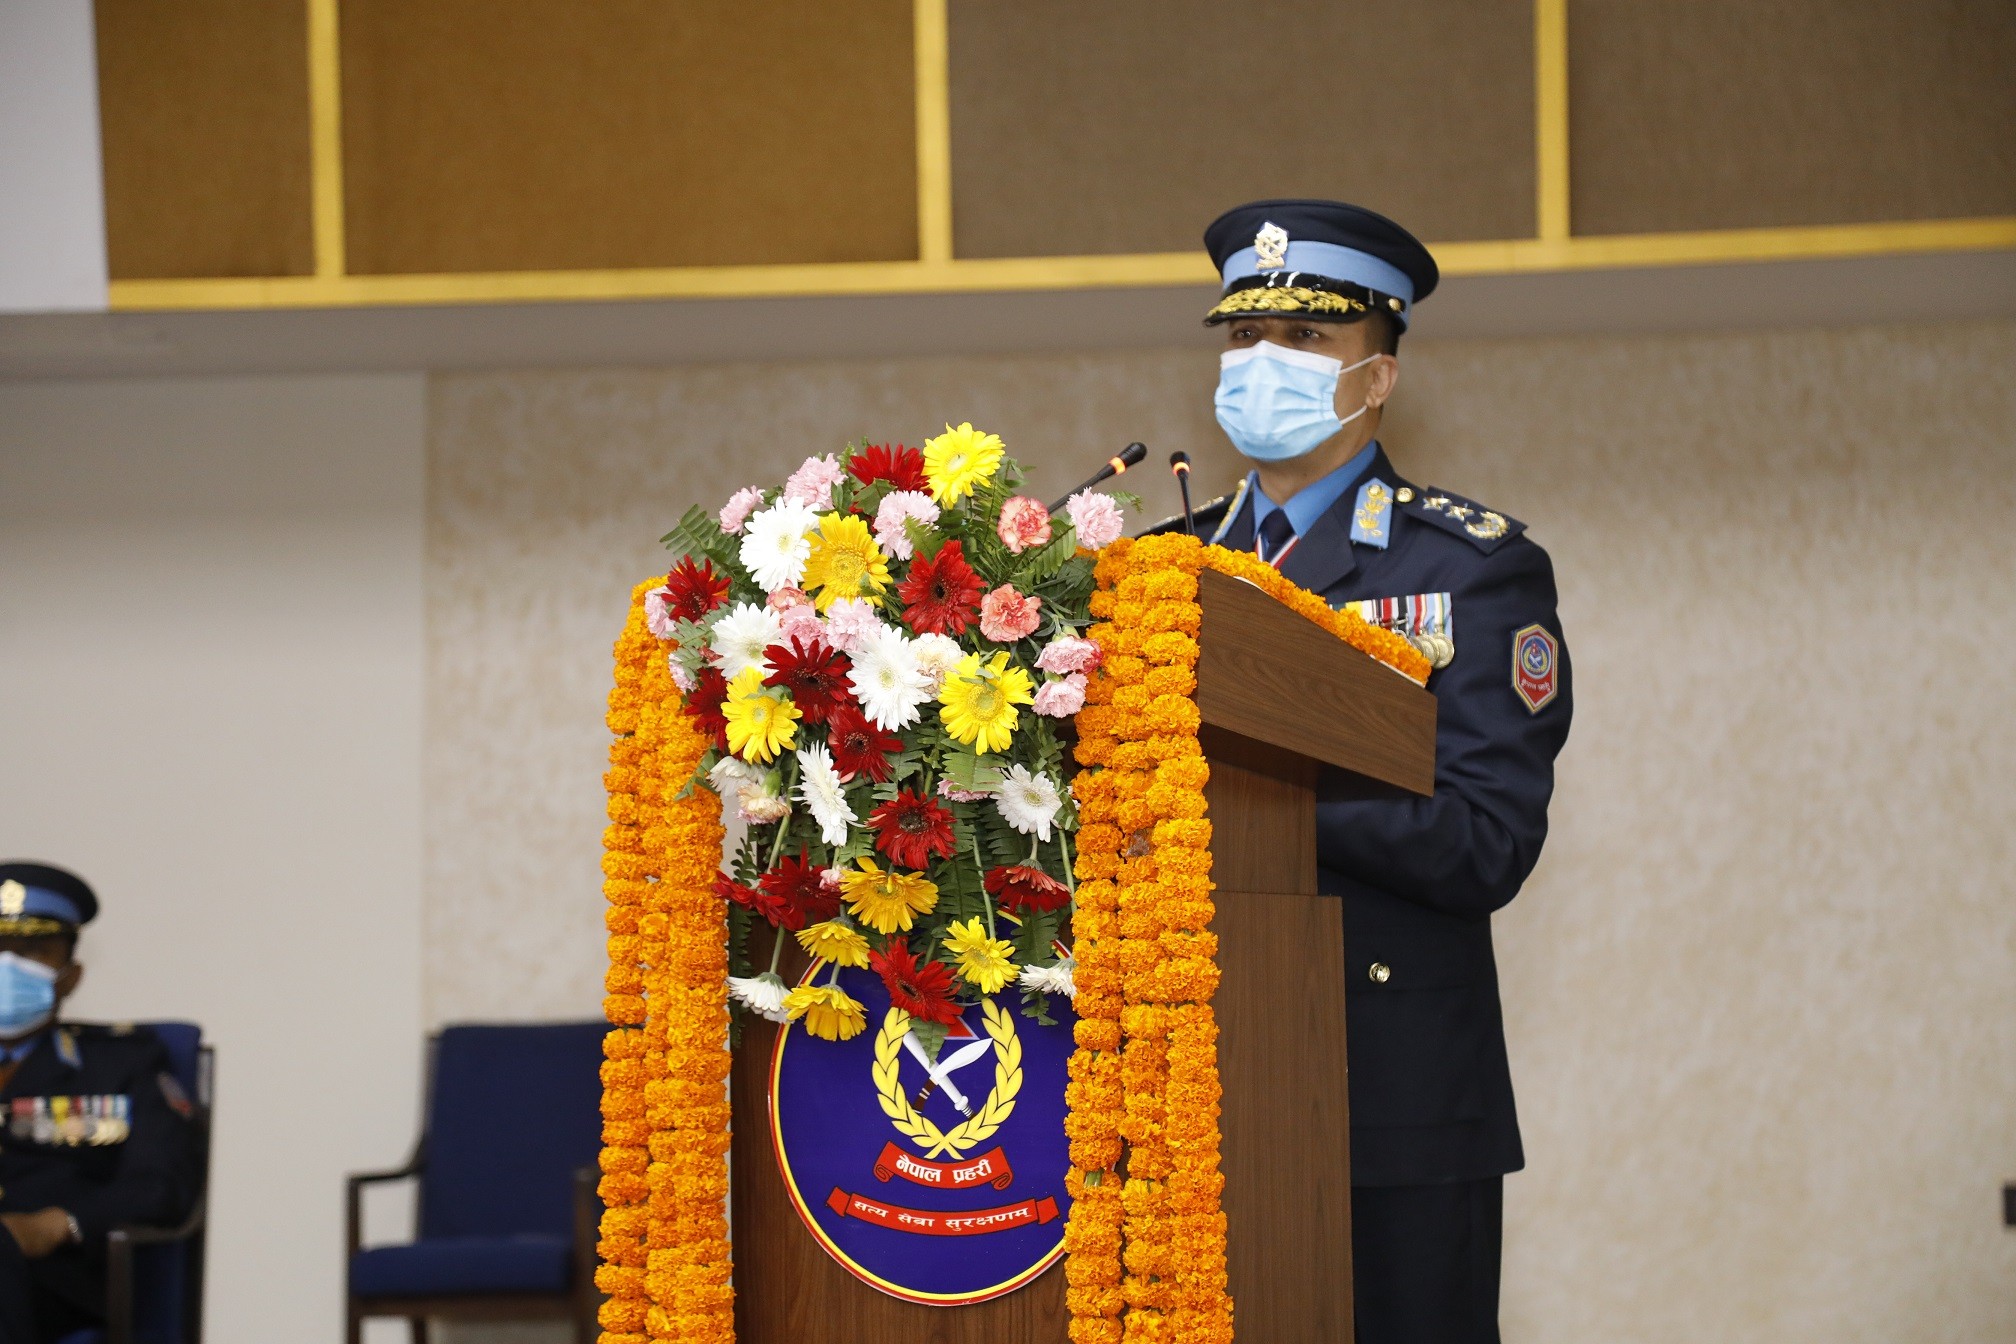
[648,425,1129,1061]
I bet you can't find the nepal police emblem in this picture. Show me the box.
[769,965,1075,1304]
[1512,623,1559,713]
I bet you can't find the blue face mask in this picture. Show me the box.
[1214,342,1380,462]
[0,952,59,1040]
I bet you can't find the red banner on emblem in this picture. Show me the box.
[826,1187,1060,1236]
[871,1141,1015,1190]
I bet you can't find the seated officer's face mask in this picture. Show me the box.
[1214,341,1380,462]
[0,952,59,1039]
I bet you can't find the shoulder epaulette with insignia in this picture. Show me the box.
[1401,488,1526,554]
[1140,492,1234,538]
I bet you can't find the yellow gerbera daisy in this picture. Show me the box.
[800,512,891,612]
[942,917,1017,993]
[839,857,939,935]
[795,919,871,968]
[938,651,1035,754]
[922,422,1005,506]
[722,665,800,763]
[784,983,867,1040]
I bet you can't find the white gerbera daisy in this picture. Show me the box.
[795,743,855,845]
[847,625,932,730]
[728,972,792,1023]
[1018,957,1076,998]
[909,632,964,694]
[708,602,783,681]
[995,764,1063,840]
[738,498,820,592]
[708,755,763,797]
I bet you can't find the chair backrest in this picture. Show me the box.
[417,1022,606,1241]
[134,1021,212,1344]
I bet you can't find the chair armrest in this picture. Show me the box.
[572,1166,603,1344]
[346,1157,423,1260]
[104,1197,207,1344]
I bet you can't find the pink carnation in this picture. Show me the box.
[1035,634,1101,676]
[996,495,1053,555]
[979,585,1042,643]
[783,454,845,509]
[1032,672,1087,717]
[776,603,827,650]
[643,585,678,639]
[668,658,697,693]
[719,486,766,534]
[1066,490,1124,549]
[872,490,939,560]
[822,598,885,653]
[767,586,812,611]
[937,779,993,803]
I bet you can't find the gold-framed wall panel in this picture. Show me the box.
[1567,0,2016,236]
[335,0,920,275]
[94,0,316,281]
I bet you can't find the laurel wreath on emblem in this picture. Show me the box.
[872,998,1022,1160]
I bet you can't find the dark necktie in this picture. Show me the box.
[1257,508,1296,564]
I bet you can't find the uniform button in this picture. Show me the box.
[1395,487,1414,503]
[1368,962,1391,984]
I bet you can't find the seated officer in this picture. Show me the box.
[0,863,202,1344]
[1166,200,1573,1343]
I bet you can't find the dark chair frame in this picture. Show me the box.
[343,1033,601,1344]
[104,1038,214,1344]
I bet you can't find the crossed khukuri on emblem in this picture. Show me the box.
[872,999,1022,1160]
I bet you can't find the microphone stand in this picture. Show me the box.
[1169,452,1196,534]
[1049,442,1148,514]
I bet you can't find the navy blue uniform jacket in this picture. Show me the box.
[0,1023,203,1316]
[1170,444,1572,1186]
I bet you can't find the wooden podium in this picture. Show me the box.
[729,568,1437,1342]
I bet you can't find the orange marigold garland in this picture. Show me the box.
[1064,535,1416,1343]
[600,581,734,1344]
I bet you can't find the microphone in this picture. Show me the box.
[1049,442,1148,513]
[1169,452,1195,535]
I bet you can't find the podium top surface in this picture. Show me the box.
[1195,567,1437,797]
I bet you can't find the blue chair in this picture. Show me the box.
[346,1022,606,1344]
[54,1020,213,1344]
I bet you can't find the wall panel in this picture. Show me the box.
[1569,0,2016,235]
[338,0,919,275]
[947,0,1536,258]
[94,0,314,280]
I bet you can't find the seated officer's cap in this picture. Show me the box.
[1204,199,1439,330]
[0,862,99,937]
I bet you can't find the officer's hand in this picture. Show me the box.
[0,1207,74,1259]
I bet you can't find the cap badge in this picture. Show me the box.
[1253,222,1289,271]
[0,881,24,916]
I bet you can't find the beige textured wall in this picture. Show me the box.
[425,320,2016,1340]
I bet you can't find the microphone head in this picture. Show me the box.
[1169,451,1192,476]
[1117,442,1148,468]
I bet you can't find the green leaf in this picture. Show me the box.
[909,1016,950,1064]
[1019,985,1057,1027]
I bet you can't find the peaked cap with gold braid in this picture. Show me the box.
[0,861,98,938]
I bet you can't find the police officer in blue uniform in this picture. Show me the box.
[1156,200,1573,1342]
[0,863,203,1344]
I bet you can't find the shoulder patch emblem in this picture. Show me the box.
[1512,624,1559,713]
[1406,489,1525,553]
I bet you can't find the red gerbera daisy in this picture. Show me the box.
[682,665,730,752]
[825,705,903,783]
[869,937,963,1025]
[761,636,854,725]
[715,873,790,927]
[663,556,731,623]
[985,864,1072,915]
[867,789,958,870]
[759,852,839,929]
[897,539,985,636]
[847,443,927,493]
